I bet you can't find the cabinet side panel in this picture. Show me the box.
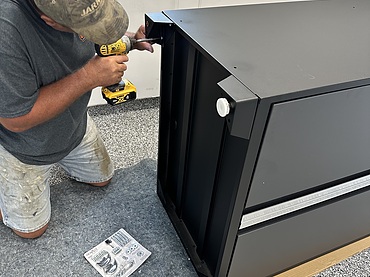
[181,53,229,249]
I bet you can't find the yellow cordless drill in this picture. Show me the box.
[95,36,157,105]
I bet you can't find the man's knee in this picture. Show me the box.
[12,223,49,239]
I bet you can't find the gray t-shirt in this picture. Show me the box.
[0,0,96,165]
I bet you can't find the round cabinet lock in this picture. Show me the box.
[216,98,230,117]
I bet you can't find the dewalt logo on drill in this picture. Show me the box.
[97,40,128,56]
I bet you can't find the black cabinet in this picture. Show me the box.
[146,1,370,276]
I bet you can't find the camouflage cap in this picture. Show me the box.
[34,0,129,45]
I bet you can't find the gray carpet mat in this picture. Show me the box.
[0,97,369,276]
[0,98,196,277]
[0,159,196,276]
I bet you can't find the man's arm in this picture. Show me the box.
[0,54,128,133]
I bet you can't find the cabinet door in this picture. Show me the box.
[247,86,370,208]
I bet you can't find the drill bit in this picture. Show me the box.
[131,37,161,44]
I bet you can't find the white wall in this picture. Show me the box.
[88,0,311,106]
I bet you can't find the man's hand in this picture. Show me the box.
[83,55,129,88]
[130,25,155,53]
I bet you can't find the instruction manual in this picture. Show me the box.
[84,228,151,277]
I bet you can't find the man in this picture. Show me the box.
[0,0,154,239]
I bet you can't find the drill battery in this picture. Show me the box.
[101,79,137,106]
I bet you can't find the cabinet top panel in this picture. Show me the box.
[163,0,370,98]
